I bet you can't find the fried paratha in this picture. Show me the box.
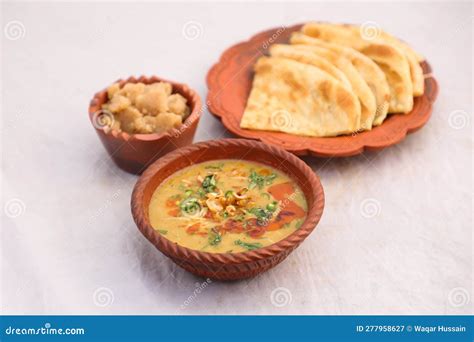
[240,56,361,137]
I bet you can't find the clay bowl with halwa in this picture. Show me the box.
[89,76,202,174]
[131,139,325,280]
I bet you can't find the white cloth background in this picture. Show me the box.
[1,1,472,315]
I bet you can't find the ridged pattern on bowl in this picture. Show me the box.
[206,24,439,157]
[89,75,202,174]
[131,139,325,280]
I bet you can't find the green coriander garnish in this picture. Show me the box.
[248,202,277,225]
[248,170,277,189]
[197,188,206,198]
[234,239,263,251]
[202,174,217,193]
[208,228,222,246]
[204,162,224,170]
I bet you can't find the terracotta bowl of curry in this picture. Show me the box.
[89,75,202,174]
[131,139,324,281]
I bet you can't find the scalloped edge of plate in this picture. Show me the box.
[206,24,439,157]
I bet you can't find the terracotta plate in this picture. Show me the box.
[206,24,439,157]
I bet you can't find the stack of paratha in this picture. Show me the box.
[240,23,424,137]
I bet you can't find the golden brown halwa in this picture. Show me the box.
[102,82,190,134]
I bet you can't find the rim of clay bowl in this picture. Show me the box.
[131,138,325,266]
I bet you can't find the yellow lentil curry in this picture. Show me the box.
[149,160,307,253]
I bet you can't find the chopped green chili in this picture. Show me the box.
[180,197,201,215]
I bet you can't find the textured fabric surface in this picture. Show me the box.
[1,1,472,315]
